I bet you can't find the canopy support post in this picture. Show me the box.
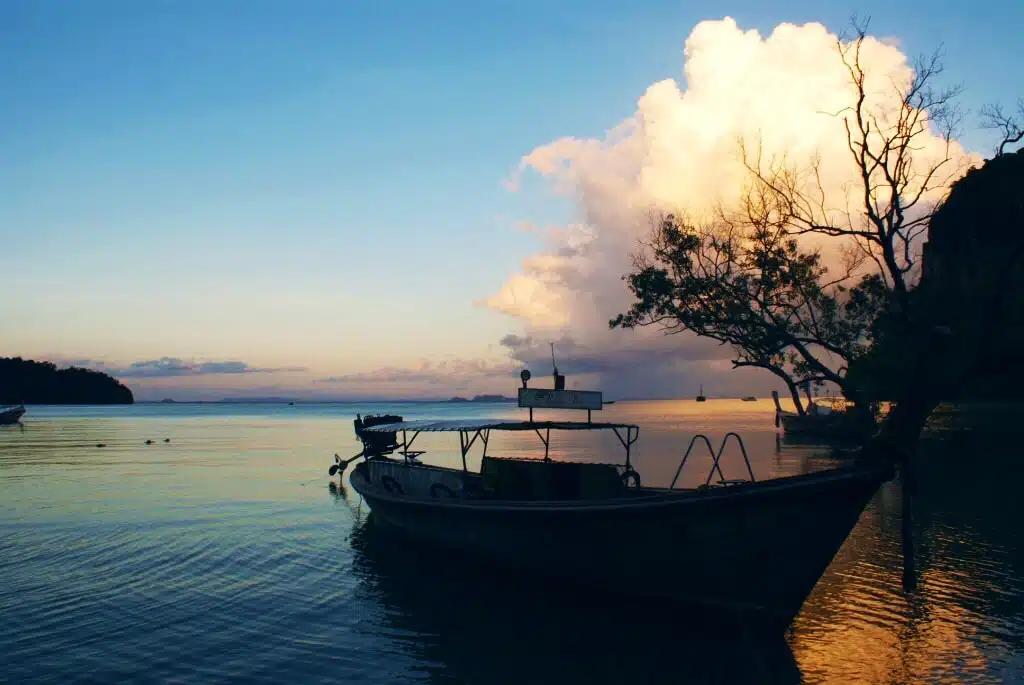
[459,429,484,472]
[533,428,551,461]
[612,426,640,470]
[400,430,423,463]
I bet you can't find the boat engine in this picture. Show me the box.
[330,414,405,477]
[354,414,403,457]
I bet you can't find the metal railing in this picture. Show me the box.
[669,432,755,489]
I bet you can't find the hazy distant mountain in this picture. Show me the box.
[447,394,514,403]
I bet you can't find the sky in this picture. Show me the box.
[1,0,1022,401]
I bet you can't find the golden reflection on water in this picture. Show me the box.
[791,497,1002,684]
[1,400,1021,684]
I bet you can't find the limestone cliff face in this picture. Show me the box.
[846,150,1024,402]
[919,149,1024,397]
[922,149,1024,295]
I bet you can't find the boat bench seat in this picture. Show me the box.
[480,456,626,500]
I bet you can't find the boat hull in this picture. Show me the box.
[779,412,867,442]
[349,460,890,631]
[0,406,25,425]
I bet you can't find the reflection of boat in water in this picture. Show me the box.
[348,513,802,685]
[0,404,26,425]
[338,367,892,631]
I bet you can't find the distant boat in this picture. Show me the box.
[742,396,758,402]
[0,404,26,425]
[696,385,707,402]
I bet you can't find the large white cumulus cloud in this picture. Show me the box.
[486,17,975,398]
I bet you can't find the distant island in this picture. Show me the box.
[447,394,515,403]
[0,357,134,404]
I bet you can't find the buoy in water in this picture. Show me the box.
[96,443,106,448]
[164,438,170,443]
[145,439,154,445]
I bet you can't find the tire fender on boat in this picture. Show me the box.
[380,475,404,494]
[429,482,458,499]
[621,469,641,488]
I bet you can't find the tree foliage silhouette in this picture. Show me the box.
[0,357,134,404]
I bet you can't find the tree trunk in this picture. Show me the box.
[869,395,940,460]
[861,393,941,594]
[784,376,806,415]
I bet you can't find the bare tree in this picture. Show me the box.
[980,98,1024,157]
[742,19,966,306]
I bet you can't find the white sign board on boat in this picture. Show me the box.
[518,388,603,411]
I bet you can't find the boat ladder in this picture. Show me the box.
[669,432,755,489]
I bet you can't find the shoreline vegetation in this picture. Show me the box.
[0,357,133,405]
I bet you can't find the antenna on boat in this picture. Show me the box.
[550,342,565,390]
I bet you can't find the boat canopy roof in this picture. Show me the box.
[360,418,638,433]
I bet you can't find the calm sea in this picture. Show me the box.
[1,400,1021,684]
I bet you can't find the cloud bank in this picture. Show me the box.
[65,357,306,379]
[317,357,522,398]
[485,17,976,398]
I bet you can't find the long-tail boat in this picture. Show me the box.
[335,368,891,631]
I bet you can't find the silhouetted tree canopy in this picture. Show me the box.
[0,357,134,404]
[609,208,882,418]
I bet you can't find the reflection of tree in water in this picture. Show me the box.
[789,406,1024,683]
[345,512,800,685]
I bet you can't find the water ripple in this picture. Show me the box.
[2,402,1022,683]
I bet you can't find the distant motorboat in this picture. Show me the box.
[696,384,707,402]
[0,404,26,425]
[742,396,758,402]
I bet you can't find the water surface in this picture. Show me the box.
[1,400,1021,683]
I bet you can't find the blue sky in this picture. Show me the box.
[1,0,1021,399]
